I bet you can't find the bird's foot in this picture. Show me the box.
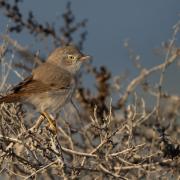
[42,112,57,134]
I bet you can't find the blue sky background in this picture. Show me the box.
[0,0,180,94]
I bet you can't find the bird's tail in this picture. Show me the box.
[0,94,21,104]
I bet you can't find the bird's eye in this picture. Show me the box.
[68,55,76,61]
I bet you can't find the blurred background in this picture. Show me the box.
[0,0,180,93]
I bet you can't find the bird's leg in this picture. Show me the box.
[29,115,45,132]
[41,112,57,133]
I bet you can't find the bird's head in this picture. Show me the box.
[47,45,90,74]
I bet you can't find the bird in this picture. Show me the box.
[0,45,90,130]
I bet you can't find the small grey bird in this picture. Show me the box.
[0,45,90,127]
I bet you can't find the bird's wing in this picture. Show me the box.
[0,76,34,103]
[12,78,50,94]
[0,63,73,103]
[12,76,34,93]
[32,62,73,91]
[11,63,72,94]
[0,77,51,103]
[11,76,71,95]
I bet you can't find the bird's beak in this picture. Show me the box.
[80,55,91,61]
